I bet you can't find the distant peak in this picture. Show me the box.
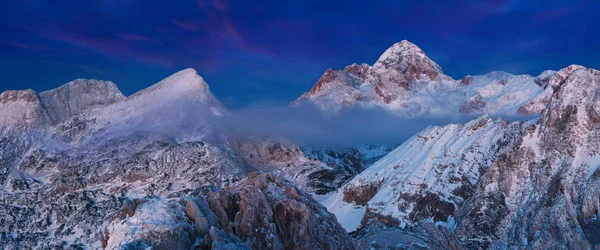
[371,40,444,83]
[374,40,436,67]
[127,67,225,110]
[395,39,420,49]
[143,68,207,92]
[174,68,200,77]
[385,40,424,55]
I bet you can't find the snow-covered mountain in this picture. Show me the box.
[292,40,567,117]
[3,41,600,249]
[319,65,600,249]
[0,69,357,249]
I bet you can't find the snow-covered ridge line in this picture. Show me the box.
[292,39,589,117]
[0,68,227,138]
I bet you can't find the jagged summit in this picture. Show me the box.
[293,40,593,117]
[372,40,441,73]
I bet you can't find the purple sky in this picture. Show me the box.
[1,0,598,108]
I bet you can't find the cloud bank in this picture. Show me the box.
[220,103,538,146]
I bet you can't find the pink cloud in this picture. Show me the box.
[222,20,276,57]
[193,0,276,58]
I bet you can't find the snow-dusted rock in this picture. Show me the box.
[0,90,52,135]
[207,172,356,250]
[317,65,600,249]
[293,40,573,117]
[38,79,125,124]
[456,66,600,248]
[321,115,525,232]
[102,173,356,249]
[0,68,368,248]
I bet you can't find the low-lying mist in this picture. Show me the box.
[221,103,538,147]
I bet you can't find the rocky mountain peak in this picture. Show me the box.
[540,67,600,135]
[375,40,426,63]
[369,40,446,104]
[517,65,589,115]
[38,79,126,124]
[371,40,443,79]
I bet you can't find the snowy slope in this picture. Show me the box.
[321,115,525,232]
[321,65,600,249]
[57,68,227,142]
[293,40,567,117]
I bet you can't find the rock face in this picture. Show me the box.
[293,40,574,117]
[207,172,355,250]
[0,89,52,135]
[101,173,355,250]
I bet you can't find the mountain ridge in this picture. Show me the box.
[292,40,590,118]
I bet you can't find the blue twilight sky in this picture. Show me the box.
[1,0,599,108]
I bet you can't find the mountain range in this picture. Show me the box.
[1,40,600,249]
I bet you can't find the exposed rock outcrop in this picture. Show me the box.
[101,173,355,250]
[208,172,356,250]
